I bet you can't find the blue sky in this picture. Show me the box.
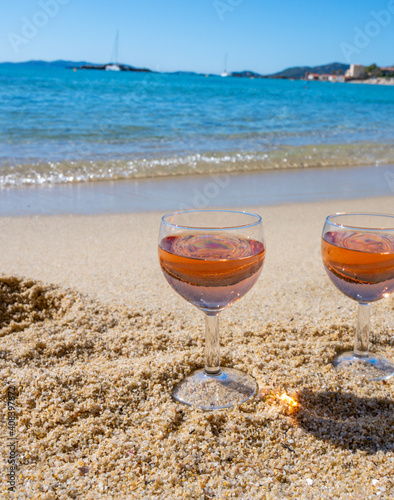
[1,0,394,74]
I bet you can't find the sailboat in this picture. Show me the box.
[221,53,229,77]
[105,30,121,71]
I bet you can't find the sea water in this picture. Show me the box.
[1,66,394,187]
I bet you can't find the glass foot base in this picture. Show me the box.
[172,368,258,410]
[333,351,394,381]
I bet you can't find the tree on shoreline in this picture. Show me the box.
[365,64,383,77]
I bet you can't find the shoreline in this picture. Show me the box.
[348,78,394,86]
[2,143,394,189]
[0,196,393,498]
[0,163,393,216]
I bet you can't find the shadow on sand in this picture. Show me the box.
[294,388,394,454]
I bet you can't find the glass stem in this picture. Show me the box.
[204,313,221,375]
[354,302,370,357]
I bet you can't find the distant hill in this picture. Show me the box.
[80,64,153,73]
[268,62,350,79]
[0,60,351,79]
[0,60,92,68]
[0,60,153,72]
[231,70,265,78]
[226,63,350,80]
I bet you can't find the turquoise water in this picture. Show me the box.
[1,66,394,186]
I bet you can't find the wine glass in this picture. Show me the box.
[321,213,394,380]
[158,210,265,410]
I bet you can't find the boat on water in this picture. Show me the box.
[106,31,121,71]
[221,53,229,77]
[105,64,121,71]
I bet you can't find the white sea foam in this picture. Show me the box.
[1,142,394,187]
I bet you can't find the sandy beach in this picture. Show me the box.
[349,78,394,86]
[1,195,394,499]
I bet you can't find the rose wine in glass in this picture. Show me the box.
[159,234,264,312]
[322,213,394,380]
[159,210,265,409]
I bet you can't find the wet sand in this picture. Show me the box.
[0,164,393,216]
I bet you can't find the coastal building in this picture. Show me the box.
[307,73,345,83]
[345,64,366,79]
[328,74,345,83]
